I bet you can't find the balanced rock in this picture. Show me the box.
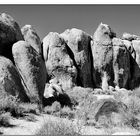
[112,38,131,89]
[0,56,29,102]
[12,41,46,104]
[61,28,94,88]
[91,23,116,90]
[21,25,42,55]
[42,32,77,90]
[0,13,23,61]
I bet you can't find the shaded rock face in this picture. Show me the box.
[0,56,29,102]
[122,40,136,59]
[91,23,116,90]
[129,40,140,89]
[12,41,46,104]
[42,32,77,90]
[60,28,94,88]
[112,38,131,89]
[21,25,42,55]
[0,13,23,62]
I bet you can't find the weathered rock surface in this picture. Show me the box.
[112,38,131,89]
[42,32,77,90]
[0,13,23,61]
[61,28,94,88]
[0,56,29,102]
[91,23,116,90]
[21,25,42,55]
[122,40,136,59]
[12,41,46,104]
[122,32,139,41]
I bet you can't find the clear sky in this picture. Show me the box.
[0,5,140,40]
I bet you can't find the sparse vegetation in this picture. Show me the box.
[0,112,11,127]
[35,118,80,136]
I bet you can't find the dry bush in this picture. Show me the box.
[35,119,80,136]
[0,112,11,127]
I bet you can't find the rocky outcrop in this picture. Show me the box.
[0,13,23,62]
[112,38,131,89]
[122,32,139,41]
[12,41,46,104]
[60,28,94,88]
[122,40,136,59]
[0,56,29,102]
[42,32,77,90]
[91,23,116,90]
[21,25,42,55]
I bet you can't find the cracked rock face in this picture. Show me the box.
[61,28,94,88]
[42,32,77,90]
[12,41,46,104]
[21,25,42,55]
[0,13,23,62]
[0,56,29,102]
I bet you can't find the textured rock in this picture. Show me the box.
[12,41,46,104]
[91,23,116,90]
[42,32,77,90]
[0,56,29,102]
[122,32,139,41]
[21,25,42,55]
[61,28,94,88]
[0,13,23,61]
[113,42,131,89]
[112,37,124,47]
[123,40,136,59]
[129,40,140,89]
[44,83,64,98]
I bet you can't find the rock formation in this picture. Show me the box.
[0,13,23,62]
[0,56,29,102]
[42,32,77,90]
[112,38,131,89]
[61,28,94,88]
[21,25,42,55]
[91,23,116,90]
[12,41,46,104]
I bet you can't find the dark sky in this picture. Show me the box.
[0,5,140,40]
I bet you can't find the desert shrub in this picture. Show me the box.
[0,95,39,118]
[0,112,11,127]
[43,102,75,119]
[35,119,80,136]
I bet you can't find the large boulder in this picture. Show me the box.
[21,25,42,55]
[12,41,46,104]
[60,28,94,88]
[0,13,23,61]
[122,40,136,59]
[42,32,77,90]
[91,23,116,90]
[112,38,131,89]
[129,40,140,89]
[0,56,29,102]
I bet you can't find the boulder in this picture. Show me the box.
[12,41,46,104]
[42,32,77,90]
[91,23,116,90]
[0,56,29,102]
[60,28,94,88]
[123,40,136,59]
[122,32,139,41]
[0,13,23,61]
[21,25,42,55]
[113,40,131,89]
